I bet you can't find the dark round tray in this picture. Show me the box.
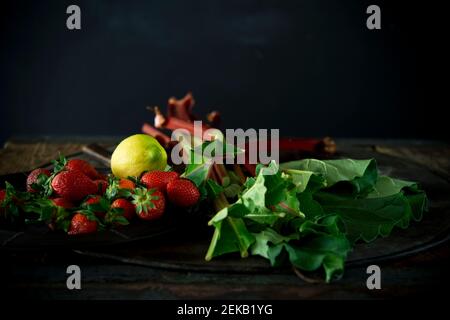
[1,144,449,273]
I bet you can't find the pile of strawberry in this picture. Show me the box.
[0,156,200,235]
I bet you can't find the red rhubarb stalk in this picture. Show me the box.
[232,164,246,184]
[168,92,197,122]
[213,163,230,186]
[141,122,171,146]
[150,106,213,140]
[242,163,257,177]
[279,137,336,154]
[207,111,221,128]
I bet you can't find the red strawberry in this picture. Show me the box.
[94,179,108,195]
[140,171,179,193]
[111,198,135,220]
[132,187,165,221]
[47,197,74,231]
[83,195,105,218]
[84,195,101,206]
[51,170,97,202]
[51,197,74,209]
[0,189,5,203]
[0,189,5,213]
[97,173,108,181]
[68,213,98,235]
[166,179,200,207]
[26,168,51,192]
[0,188,18,215]
[118,178,135,190]
[66,159,100,180]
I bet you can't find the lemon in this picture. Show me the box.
[111,134,167,178]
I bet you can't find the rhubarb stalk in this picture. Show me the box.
[149,106,212,139]
[168,92,197,122]
[141,122,171,146]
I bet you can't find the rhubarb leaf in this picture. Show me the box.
[367,175,418,198]
[251,228,298,259]
[315,191,414,242]
[281,158,377,195]
[206,158,428,283]
[205,216,255,260]
[204,179,224,200]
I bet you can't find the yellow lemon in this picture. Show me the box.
[111,134,167,178]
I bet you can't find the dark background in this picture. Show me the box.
[0,0,447,144]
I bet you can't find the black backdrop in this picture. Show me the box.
[0,0,447,144]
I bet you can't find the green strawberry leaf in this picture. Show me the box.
[104,207,130,226]
[105,175,133,200]
[1,182,21,220]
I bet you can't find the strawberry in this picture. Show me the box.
[111,198,135,220]
[166,178,200,207]
[97,173,108,181]
[47,198,73,231]
[132,187,165,221]
[140,171,179,193]
[68,212,98,235]
[51,197,74,209]
[94,179,108,195]
[65,159,100,180]
[0,189,5,213]
[83,195,105,218]
[51,170,97,202]
[0,189,5,203]
[84,195,101,206]
[118,178,135,190]
[26,168,51,192]
[0,183,20,218]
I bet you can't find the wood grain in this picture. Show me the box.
[0,138,449,299]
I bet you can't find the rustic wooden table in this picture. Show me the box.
[0,137,449,299]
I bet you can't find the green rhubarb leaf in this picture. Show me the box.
[208,202,249,225]
[367,175,418,198]
[182,140,243,188]
[205,216,255,260]
[251,228,298,259]
[271,189,304,219]
[315,191,413,243]
[367,175,428,221]
[281,158,377,195]
[244,208,284,226]
[283,169,316,193]
[205,157,428,283]
[299,214,344,237]
[297,191,325,219]
[204,179,223,200]
[255,163,286,206]
[267,232,351,282]
[281,214,350,282]
[239,172,267,211]
[223,183,241,198]
[183,162,213,187]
